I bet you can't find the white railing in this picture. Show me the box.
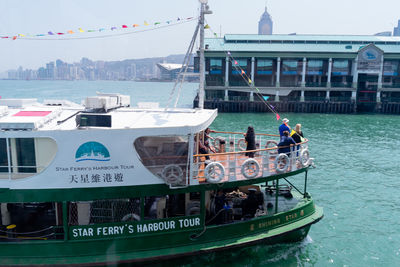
[191,131,312,185]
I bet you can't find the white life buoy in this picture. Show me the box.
[161,164,184,185]
[300,149,311,167]
[121,213,140,222]
[274,153,290,173]
[237,138,246,151]
[204,162,225,183]
[265,140,278,154]
[241,158,260,179]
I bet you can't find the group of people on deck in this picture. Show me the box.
[278,118,304,156]
[198,118,304,161]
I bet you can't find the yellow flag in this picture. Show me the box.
[144,21,149,26]
[204,24,210,29]
[78,28,84,33]
[248,79,252,84]
[290,129,296,136]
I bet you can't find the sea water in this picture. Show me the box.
[1,80,400,266]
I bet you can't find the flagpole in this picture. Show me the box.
[198,0,212,109]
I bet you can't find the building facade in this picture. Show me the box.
[200,34,400,113]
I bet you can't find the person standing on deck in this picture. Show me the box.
[278,131,296,156]
[279,118,291,140]
[244,126,256,158]
[291,124,304,156]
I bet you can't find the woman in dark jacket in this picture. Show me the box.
[244,126,256,158]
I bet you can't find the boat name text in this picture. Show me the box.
[70,217,201,239]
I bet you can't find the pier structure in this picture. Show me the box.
[199,34,400,114]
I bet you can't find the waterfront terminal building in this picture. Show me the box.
[200,34,400,113]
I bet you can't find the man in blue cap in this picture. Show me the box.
[279,118,291,140]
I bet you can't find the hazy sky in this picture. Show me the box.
[1,0,400,73]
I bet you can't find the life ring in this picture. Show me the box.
[121,213,140,222]
[241,158,260,179]
[300,149,311,167]
[265,140,278,154]
[213,136,225,153]
[204,162,225,183]
[237,138,246,151]
[161,164,183,185]
[274,153,290,173]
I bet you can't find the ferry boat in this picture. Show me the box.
[0,1,322,266]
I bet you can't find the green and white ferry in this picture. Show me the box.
[0,92,323,265]
[0,1,322,265]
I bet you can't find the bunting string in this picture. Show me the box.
[205,22,282,121]
[1,17,197,41]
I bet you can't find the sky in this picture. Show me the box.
[1,0,400,73]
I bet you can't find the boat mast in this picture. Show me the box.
[198,0,212,109]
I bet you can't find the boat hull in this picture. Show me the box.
[0,202,322,266]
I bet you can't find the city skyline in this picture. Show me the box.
[1,0,400,74]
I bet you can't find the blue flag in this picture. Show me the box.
[263,96,269,101]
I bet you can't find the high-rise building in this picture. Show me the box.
[393,20,400,36]
[258,6,273,35]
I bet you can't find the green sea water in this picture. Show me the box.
[1,80,400,266]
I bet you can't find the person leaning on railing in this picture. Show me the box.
[278,130,296,156]
[291,124,305,156]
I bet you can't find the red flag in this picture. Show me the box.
[234,60,238,65]
[122,25,128,28]
[276,113,280,121]
[12,36,17,40]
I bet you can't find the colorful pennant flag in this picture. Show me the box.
[276,113,281,121]
[248,79,252,84]
[122,25,128,28]
[111,27,117,30]
[204,24,210,29]
[154,22,161,25]
[48,31,54,35]
[234,60,238,65]
[67,30,74,34]
[263,96,269,101]
[144,21,149,26]
[78,28,84,33]
[133,24,139,27]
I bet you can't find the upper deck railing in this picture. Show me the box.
[187,130,312,186]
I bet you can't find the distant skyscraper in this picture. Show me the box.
[394,20,400,36]
[258,6,273,35]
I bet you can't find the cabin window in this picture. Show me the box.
[0,139,8,173]
[144,193,200,220]
[68,198,141,225]
[134,135,189,183]
[0,137,57,179]
[16,138,36,173]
